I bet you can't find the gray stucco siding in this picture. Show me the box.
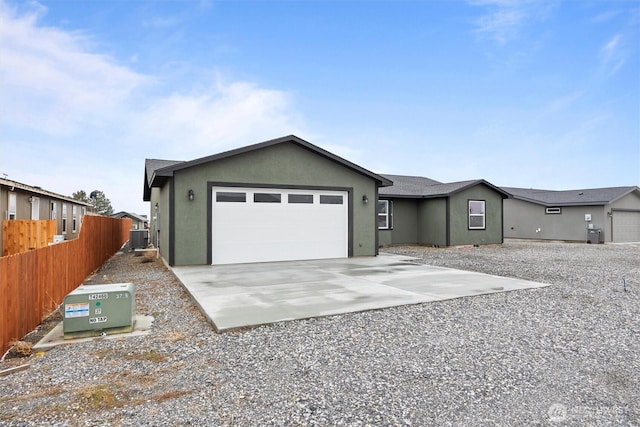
[418,198,447,246]
[378,198,419,246]
[504,199,607,242]
[170,142,379,265]
[448,185,504,246]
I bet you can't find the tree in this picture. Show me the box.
[73,189,114,216]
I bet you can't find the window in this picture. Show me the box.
[378,200,393,230]
[545,207,562,214]
[62,204,68,234]
[468,200,486,230]
[288,194,313,204]
[254,193,281,203]
[31,196,39,220]
[8,193,16,220]
[51,202,57,220]
[216,192,246,202]
[72,206,78,232]
[320,195,343,205]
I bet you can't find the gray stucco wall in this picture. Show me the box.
[378,198,418,246]
[148,185,171,260]
[417,198,447,246]
[448,185,504,246]
[168,142,379,265]
[379,185,504,247]
[504,199,607,242]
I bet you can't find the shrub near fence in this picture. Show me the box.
[0,215,132,354]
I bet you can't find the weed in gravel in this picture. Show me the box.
[77,384,123,409]
[6,340,33,358]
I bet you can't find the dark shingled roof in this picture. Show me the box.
[379,174,509,198]
[143,135,393,201]
[502,186,640,206]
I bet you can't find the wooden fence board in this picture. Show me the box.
[0,216,132,353]
[2,220,57,256]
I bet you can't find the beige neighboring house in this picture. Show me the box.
[112,211,148,230]
[0,178,94,254]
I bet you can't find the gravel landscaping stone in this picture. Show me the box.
[1,241,639,426]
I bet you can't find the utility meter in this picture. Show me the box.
[63,283,136,339]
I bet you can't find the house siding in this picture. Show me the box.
[504,199,607,242]
[448,185,504,246]
[418,198,447,246]
[379,184,504,247]
[165,141,378,266]
[379,199,418,246]
[149,185,171,261]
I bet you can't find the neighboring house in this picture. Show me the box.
[378,174,510,247]
[112,211,148,230]
[503,186,640,243]
[0,178,93,253]
[143,135,392,266]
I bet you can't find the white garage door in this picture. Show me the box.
[612,211,640,243]
[212,187,348,264]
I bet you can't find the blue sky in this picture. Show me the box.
[1,0,638,215]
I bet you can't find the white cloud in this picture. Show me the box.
[0,1,307,213]
[470,0,555,45]
[0,2,149,135]
[475,8,524,44]
[133,76,305,159]
[599,33,626,77]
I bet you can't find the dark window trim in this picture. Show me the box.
[288,194,314,204]
[216,191,246,203]
[254,193,281,203]
[319,195,344,205]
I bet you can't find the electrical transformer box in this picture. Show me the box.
[63,283,136,339]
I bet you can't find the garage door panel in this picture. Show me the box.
[212,187,348,264]
[612,211,640,243]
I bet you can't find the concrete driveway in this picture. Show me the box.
[171,253,550,331]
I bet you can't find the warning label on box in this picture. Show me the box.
[65,303,90,318]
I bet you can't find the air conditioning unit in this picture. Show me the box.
[63,283,136,339]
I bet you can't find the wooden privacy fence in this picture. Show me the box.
[2,220,57,256]
[0,215,132,354]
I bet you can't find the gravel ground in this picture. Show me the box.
[1,242,639,426]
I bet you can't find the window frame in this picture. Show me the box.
[319,195,344,205]
[62,204,68,234]
[216,192,246,203]
[288,194,314,204]
[468,200,486,230]
[254,193,281,203]
[8,192,17,220]
[72,205,78,232]
[545,207,562,215]
[377,199,393,230]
